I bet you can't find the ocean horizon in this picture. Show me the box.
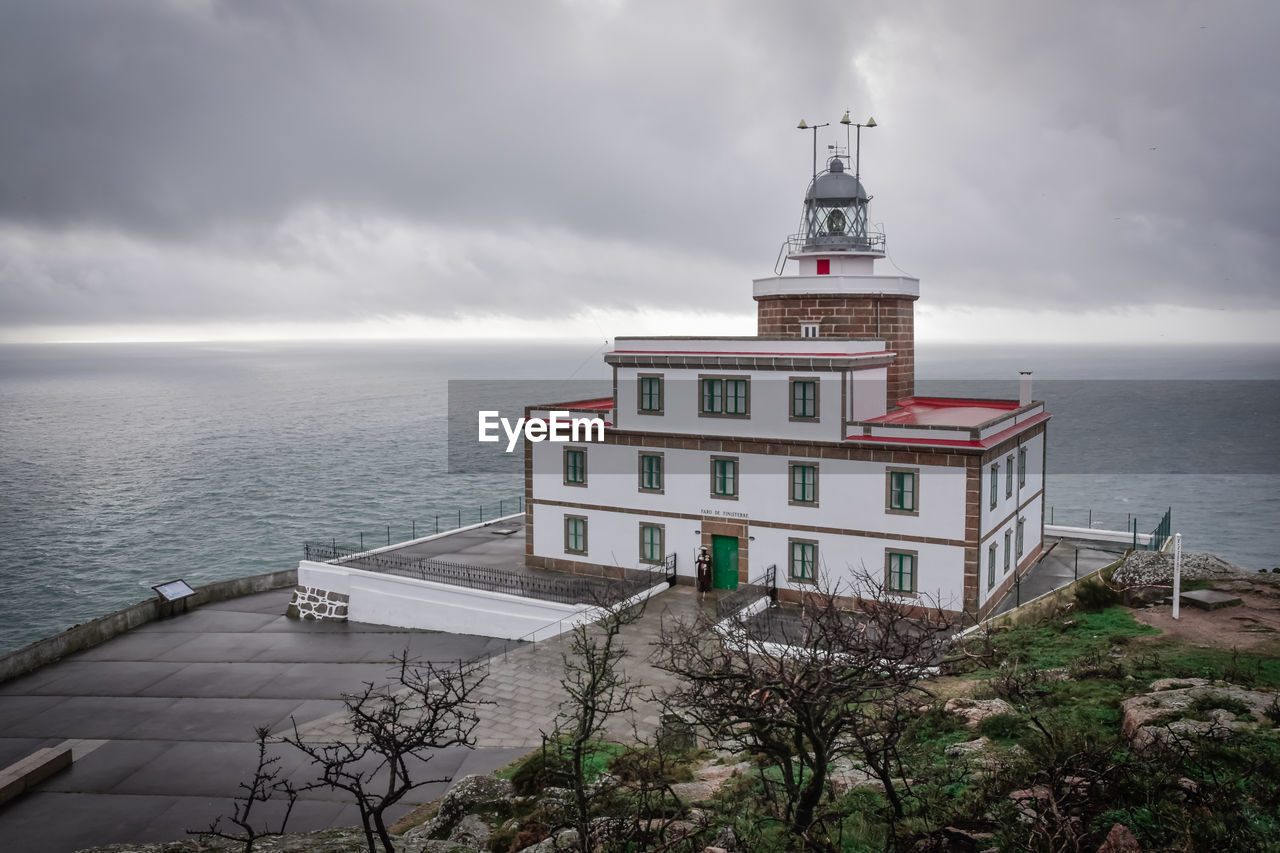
[1,339,1276,656]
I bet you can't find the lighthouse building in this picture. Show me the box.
[524,149,1048,620]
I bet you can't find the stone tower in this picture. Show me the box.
[753,152,919,409]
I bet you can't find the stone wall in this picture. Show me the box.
[287,585,350,621]
[755,294,916,407]
[0,567,298,684]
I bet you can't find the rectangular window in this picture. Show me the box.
[815,258,830,275]
[710,456,738,499]
[989,463,999,508]
[1004,531,1012,573]
[637,374,663,414]
[790,378,818,420]
[886,550,917,595]
[887,468,918,514]
[1006,455,1014,497]
[700,376,750,416]
[564,516,587,555]
[789,539,817,583]
[1017,447,1027,487]
[564,447,587,486]
[639,452,663,492]
[801,323,819,338]
[639,523,664,564]
[1016,518,1025,556]
[988,544,997,590]
[789,462,817,505]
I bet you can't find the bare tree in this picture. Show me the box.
[190,725,298,852]
[548,598,647,853]
[285,652,488,853]
[655,573,954,849]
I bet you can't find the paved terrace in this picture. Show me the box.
[0,516,1107,853]
[0,520,700,853]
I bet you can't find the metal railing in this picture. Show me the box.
[331,497,526,552]
[302,541,671,608]
[1047,505,1139,532]
[785,231,885,255]
[1144,507,1172,551]
[716,564,778,621]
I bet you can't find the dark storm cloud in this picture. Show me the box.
[0,0,1277,332]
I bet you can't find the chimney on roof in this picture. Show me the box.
[1019,371,1032,407]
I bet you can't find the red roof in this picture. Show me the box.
[848,411,1051,450]
[552,397,614,411]
[611,349,891,358]
[865,396,1022,428]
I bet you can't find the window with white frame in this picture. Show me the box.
[1017,446,1027,487]
[564,515,587,555]
[711,456,738,498]
[639,452,663,492]
[886,550,917,595]
[700,376,749,417]
[789,539,817,583]
[564,447,587,486]
[988,543,997,590]
[639,523,664,564]
[789,462,818,505]
[801,323,819,338]
[1006,455,1014,497]
[1016,517,1025,556]
[790,378,818,420]
[638,374,663,414]
[989,463,999,508]
[887,468,918,514]
[1004,530,1012,573]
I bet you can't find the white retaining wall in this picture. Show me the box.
[297,560,668,642]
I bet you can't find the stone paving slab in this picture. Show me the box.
[15,660,188,697]
[290,584,707,751]
[1180,589,1244,609]
[0,587,513,853]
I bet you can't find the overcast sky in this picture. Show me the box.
[1,0,1277,344]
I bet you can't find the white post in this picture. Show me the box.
[1172,532,1182,620]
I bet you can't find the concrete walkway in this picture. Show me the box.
[0,590,527,853]
[991,537,1123,617]
[296,584,709,750]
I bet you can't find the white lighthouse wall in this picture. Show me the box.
[980,431,1046,539]
[977,491,1045,610]
[848,368,889,421]
[533,442,968,541]
[614,365,892,441]
[745,525,967,611]
[532,437,968,603]
[531,501,701,576]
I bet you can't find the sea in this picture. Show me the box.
[1,340,1277,656]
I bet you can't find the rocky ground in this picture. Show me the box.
[1111,550,1260,586]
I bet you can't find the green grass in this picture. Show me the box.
[1129,643,1280,688]
[990,607,1161,669]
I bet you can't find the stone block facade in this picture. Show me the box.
[287,585,350,621]
[755,294,916,406]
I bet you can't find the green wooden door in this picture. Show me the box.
[711,535,738,590]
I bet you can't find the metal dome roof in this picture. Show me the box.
[804,157,869,204]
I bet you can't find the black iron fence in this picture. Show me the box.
[1145,507,1172,551]
[302,541,671,607]
[716,564,778,621]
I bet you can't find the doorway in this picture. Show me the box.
[711,535,739,590]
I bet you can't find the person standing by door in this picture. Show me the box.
[695,547,712,599]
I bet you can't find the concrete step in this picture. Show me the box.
[0,744,74,806]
